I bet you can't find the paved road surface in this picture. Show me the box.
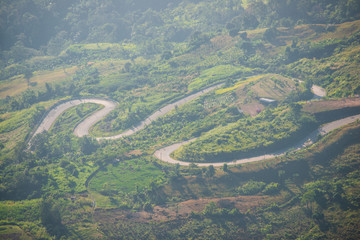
[30,81,360,167]
[31,81,324,142]
[74,100,118,137]
[154,114,360,167]
[30,99,117,142]
[30,83,224,142]
[96,83,224,140]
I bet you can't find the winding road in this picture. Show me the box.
[31,99,117,140]
[30,83,223,142]
[154,84,360,167]
[30,81,360,167]
[95,83,224,140]
[154,114,360,167]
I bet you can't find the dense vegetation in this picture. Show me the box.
[173,104,317,162]
[1,0,360,239]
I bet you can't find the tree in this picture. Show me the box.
[239,32,248,40]
[31,132,50,158]
[263,27,278,42]
[289,103,302,119]
[229,28,240,37]
[146,180,165,204]
[206,165,215,178]
[45,83,53,95]
[40,197,67,237]
[223,163,228,172]
[47,30,69,56]
[278,170,286,184]
[80,136,97,155]
[175,163,180,175]
[161,50,172,60]
[202,201,217,216]
[239,41,255,55]
[189,31,210,50]
[23,67,33,87]
[124,62,131,72]
[301,190,316,214]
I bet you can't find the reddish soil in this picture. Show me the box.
[240,102,265,116]
[125,149,143,157]
[94,195,277,224]
[303,97,360,113]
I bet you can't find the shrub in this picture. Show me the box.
[237,180,266,195]
[262,182,280,195]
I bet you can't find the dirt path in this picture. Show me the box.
[154,114,360,167]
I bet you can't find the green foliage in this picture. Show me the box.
[205,165,215,178]
[124,94,243,149]
[188,65,252,91]
[262,182,280,195]
[237,180,266,195]
[89,158,164,195]
[79,136,98,155]
[174,106,317,162]
[188,32,211,51]
[1,1,360,239]
[0,165,49,201]
[223,163,228,172]
[40,197,67,238]
[0,199,40,222]
[0,104,44,135]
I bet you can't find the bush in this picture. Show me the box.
[143,202,153,211]
[262,182,280,195]
[237,180,266,195]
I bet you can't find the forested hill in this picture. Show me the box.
[1,0,360,65]
[1,0,360,239]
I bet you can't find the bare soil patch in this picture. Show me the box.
[303,97,360,113]
[94,195,275,224]
[240,102,265,116]
[235,74,297,116]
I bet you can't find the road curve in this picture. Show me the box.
[95,83,224,140]
[30,81,324,142]
[154,114,360,167]
[30,83,224,142]
[74,100,118,137]
[30,99,118,142]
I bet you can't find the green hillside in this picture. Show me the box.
[1,0,360,239]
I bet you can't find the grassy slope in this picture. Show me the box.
[91,121,360,239]
[0,66,78,99]
[2,120,359,239]
[88,157,164,208]
[0,16,360,239]
[171,74,310,162]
